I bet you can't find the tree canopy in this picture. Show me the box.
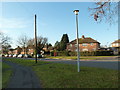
[54,34,69,51]
[89,1,118,25]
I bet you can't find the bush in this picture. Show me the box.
[70,51,113,56]
[50,51,54,56]
[69,51,77,56]
[50,50,113,56]
[57,51,69,56]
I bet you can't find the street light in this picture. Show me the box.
[73,10,80,72]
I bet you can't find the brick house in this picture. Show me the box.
[111,39,120,54]
[27,47,34,55]
[67,35,100,52]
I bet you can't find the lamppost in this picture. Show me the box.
[73,10,80,72]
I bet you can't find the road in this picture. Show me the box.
[4,56,119,71]
[16,57,119,70]
[51,60,119,70]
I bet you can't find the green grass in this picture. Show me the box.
[2,62,13,88]
[33,63,118,88]
[3,58,119,88]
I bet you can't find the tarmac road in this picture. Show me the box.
[15,57,119,70]
[50,60,119,70]
[6,57,119,70]
[3,60,41,88]
[27,57,119,70]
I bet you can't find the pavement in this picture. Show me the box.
[3,60,41,88]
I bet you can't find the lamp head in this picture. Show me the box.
[73,10,79,15]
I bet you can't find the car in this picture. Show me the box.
[24,54,32,58]
[9,54,13,57]
[5,54,9,57]
[37,54,43,58]
[13,54,18,57]
[34,54,43,58]
[17,54,24,58]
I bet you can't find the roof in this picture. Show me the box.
[112,39,120,44]
[68,36,100,44]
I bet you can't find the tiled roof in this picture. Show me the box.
[112,39,120,43]
[68,36,100,44]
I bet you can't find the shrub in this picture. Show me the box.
[50,51,54,56]
[57,51,69,56]
[50,50,113,56]
[69,51,77,56]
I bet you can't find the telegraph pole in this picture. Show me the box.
[34,14,37,63]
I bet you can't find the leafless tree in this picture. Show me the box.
[0,31,11,54]
[27,36,48,53]
[89,0,118,25]
[0,32,11,46]
[17,34,29,54]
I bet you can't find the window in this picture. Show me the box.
[75,44,77,47]
[70,44,72,47]
[82,49,88,51]
[115,43,119,46]
[93,48,96,51]
[82,43,87,46]
[90,43,93,46]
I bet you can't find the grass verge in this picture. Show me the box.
[2,62,13,88]
[3,58,118,88]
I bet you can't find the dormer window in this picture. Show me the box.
[90,43,93,46]
[82,43,87,46]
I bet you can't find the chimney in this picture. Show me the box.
[82,35,85,39]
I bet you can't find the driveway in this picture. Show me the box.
[3,60,41,88]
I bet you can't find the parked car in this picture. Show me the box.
[24,54,32,58]
[17,54,24,58]
[34,54,43,58]
[13,54,18,57]
[9,54,13,57]
[5,54,9,57]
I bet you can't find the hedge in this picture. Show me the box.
[50,51,113,56]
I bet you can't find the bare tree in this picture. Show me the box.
[0,32,11,54]
[37,36,48,51]
[89,0,118,25]
[0,32,11,46]
[17,34,29,54]
[27,36,48,54]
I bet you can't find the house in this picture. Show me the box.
[67,35,100,52]
[8,49,14,55]
[111,39,120,55]
[43,45,54,52]
[27,46,34,56]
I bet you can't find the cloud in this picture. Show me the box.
[0,18,30,29]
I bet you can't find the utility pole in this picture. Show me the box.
[34,14,37,63]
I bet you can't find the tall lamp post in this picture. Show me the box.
[73,10,80,72]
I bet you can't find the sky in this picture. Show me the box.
[0,2,118,48]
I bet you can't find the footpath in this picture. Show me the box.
[3,60,41,88]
